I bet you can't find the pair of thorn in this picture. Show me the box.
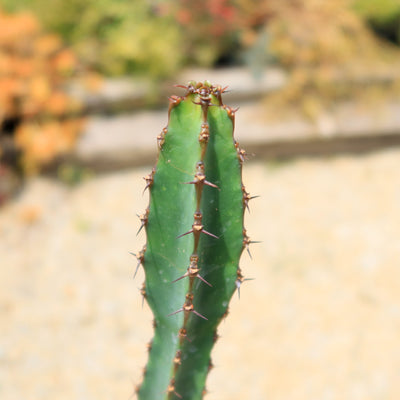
[168,95,183,105]
[143,168,155,194]
[136,208,149,235]
[184,161,219,189]
[243,230,261,259]
[168,306,208,321]
[130,246,146,279]
[176,214,219,240]
[184,174,219,190]
[157,127,167,149]
[236,269,254,299]
[242,186,259,212]
[172,255,212,287]
[166,379,182,399]
[224,105,239,116]
[168,293,208,320]
[174,82,197,94]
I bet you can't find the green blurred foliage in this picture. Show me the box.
[353,0,400,24]
[0,0,245,79]
[0,0,184,78]
[2,0,400,88]
[352,0,400,43]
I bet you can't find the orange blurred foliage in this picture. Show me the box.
[0,8,87,174]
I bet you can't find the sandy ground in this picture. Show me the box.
[1,148,400,400]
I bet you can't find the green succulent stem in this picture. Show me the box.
[136,81,251,400]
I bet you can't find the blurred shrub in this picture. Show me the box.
[1,0,184,78]
[170,0,240,66]
[352,0,400,44]
[1,0,399,117]
[240,0,400,118]
[0,0,252,78]
[0,8,85,174]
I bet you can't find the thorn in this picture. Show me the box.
[236,278,254,300]
[174,82,197,94]
[176,228,193,239]
[236,281,242,299]
[166,379,182,399]
[136,208,149,235]
[212,84,229,97]
[136,218,145,235]
[168,95,183,104]
[204,180,219,189]
[197,274,212,287]
[243,229,260,259]
[193,309,208,320]
[167,307,184,317]
[171,274,187,283]
[202,229,219,239]
[157,127,167,149]
[129,252,141,278]
[130,246,146,279]
[245,195,260,212]
[245,242,252,259]
[238,148,248,163]
[236,268,254,299]
[242,186,260,212]
[234,141,247,163]
[173,84,189,89]
[143,168,155,194]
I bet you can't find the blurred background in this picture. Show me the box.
[1,0,400,399]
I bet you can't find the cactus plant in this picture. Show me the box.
[134,81,254,399]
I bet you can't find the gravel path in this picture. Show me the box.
[1,148,400,400]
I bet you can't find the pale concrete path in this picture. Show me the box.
[1,148,400,400]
